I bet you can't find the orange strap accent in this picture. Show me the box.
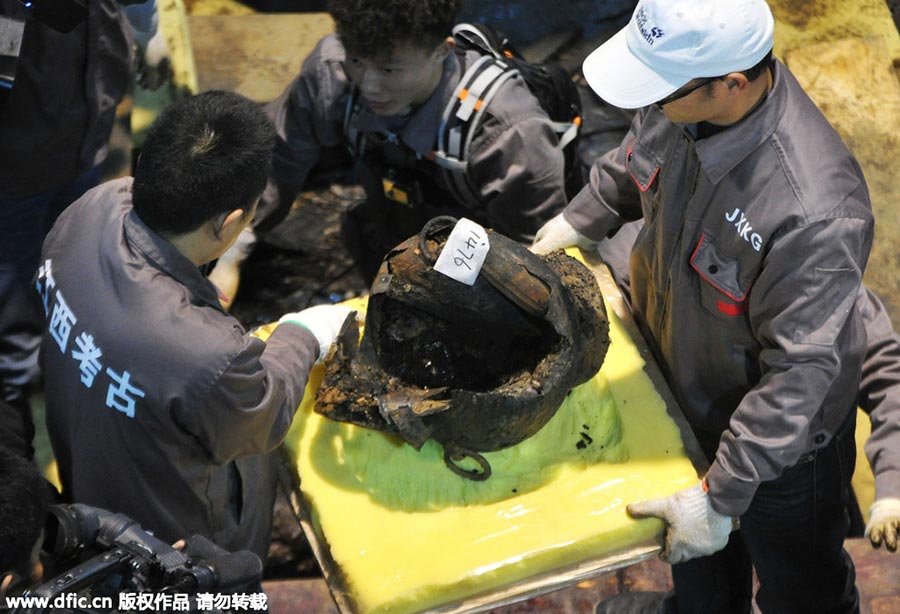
[701,477,710,493]
[458,88,470,101]
[473,99,483,111]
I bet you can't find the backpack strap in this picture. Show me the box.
[435,23,582,207]
[553,116,581,150]
[450,22,510,60]
[433,54,519,208]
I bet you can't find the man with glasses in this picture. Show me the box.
[532,0,873,612]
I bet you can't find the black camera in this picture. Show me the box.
[10,504,262,613]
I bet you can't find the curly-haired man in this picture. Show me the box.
[209,0,572,293]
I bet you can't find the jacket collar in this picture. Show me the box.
[351,51,461,157]
[694,59,789,184]
[122,190,226,313]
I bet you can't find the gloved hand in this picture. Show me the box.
[627,480,736,564]
[279,305,357,361]
[530,212,597,255]
[866,497,900,552]
[136,29,172,90]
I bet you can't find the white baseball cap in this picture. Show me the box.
[583,0,774,109]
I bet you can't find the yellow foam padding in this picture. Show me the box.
[334,371,628,511]
[852,408,875,524]
[265,284,698,614]
[43,459,62,493]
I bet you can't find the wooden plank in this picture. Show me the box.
[188,13,334,102]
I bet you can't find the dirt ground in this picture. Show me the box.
[229,185,369,328]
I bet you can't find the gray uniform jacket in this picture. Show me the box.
[565,60,874,516]
[260,34,567,242]
[0,0,150,197]
[859,287,900,501]
[39,178,319,557]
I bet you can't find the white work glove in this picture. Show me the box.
[136,29,172,90]
[627,480,736,564]
[530,212,597,255]
[278,305,357,361]
[866,497,900,552]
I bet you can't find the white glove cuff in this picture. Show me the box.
[688,481,737,534]
[870,497,900,516]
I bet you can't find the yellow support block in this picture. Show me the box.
[132,0,198,145]
[854,410,875,524]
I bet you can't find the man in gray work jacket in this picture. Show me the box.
[38,91,353,558]
[209,0,571,298]
[858,289,900,554]
[533,0,873,612]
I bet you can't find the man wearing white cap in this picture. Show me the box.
[532,0,873,612]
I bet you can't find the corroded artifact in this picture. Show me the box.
[315,217,610,480]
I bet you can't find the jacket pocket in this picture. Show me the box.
[625,139,661,193]
[626,138,662,225]
[792,267,859,346]
[690,233,752,319]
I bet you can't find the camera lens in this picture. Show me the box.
[41,504,93,564]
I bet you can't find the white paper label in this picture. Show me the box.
[433,218,490,286]
[0,17,26,59]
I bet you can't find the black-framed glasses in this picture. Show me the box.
[656,76,722,107]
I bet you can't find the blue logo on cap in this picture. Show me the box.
[635,7,665,46]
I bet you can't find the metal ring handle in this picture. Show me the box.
[443,445,492,481]
[417,216,459,265]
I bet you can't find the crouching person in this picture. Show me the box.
[37,90,353,559]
